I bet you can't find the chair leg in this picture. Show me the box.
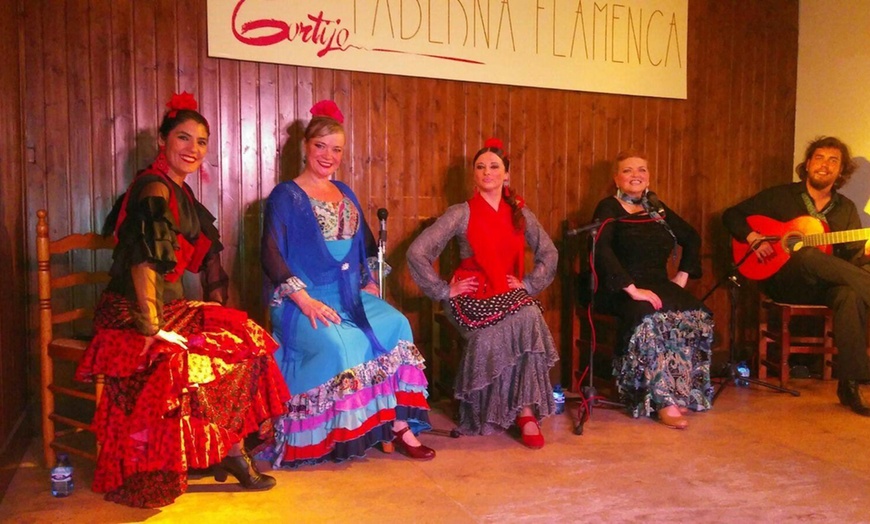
[823,315,834,381]
[95,374,104,458]
[40,354,55,468]
[758,305,769,380]
[779,308,791,386]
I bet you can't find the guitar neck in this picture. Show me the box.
[805,228,870,247]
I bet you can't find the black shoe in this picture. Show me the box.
[214,452,277,490]
[837,380,870,417]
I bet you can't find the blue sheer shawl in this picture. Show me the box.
[263,180,388,365]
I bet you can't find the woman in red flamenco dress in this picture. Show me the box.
[75,92,290,508]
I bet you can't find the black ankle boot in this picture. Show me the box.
[837,380,870,416]
[214,452,277,490]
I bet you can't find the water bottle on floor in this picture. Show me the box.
[50,453,73,497]
[736,361,750,387]
[553,384,566,414]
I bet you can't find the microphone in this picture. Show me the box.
[566,219,603,236]
[377,208,388,244]
[645,191,666,215]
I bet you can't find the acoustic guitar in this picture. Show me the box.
[731,215,870,280]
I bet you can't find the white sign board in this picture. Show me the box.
[208,0,688,99]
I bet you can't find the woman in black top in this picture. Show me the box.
[591,149,713,429]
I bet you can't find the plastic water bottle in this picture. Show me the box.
[50,453,73,497]
[553,384,566,414]
[736,361,750,387]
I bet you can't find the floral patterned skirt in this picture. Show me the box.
[613,309,714,418]
[75,293,290,508]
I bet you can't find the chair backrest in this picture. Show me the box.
[37,210,115,344]
[36,209,115,465]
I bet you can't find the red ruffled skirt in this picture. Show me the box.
[75,293,290,508]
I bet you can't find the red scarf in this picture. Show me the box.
[454,192,525,299]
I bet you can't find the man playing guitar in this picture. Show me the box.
[723,136,870,416]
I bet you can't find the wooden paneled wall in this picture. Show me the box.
[13,0,799,409]
[1,0,29,488]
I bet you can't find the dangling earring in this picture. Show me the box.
[155,145,169,173]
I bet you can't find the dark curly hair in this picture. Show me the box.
[795,136,855,190]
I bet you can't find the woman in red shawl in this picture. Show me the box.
[408,138,559,448]
[75,92,289,507]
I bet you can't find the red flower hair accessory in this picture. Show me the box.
[310,100,344,124]
[166,91,198,118]
[484,137,504,150]
[484,137,510,164]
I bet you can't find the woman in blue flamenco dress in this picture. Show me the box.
[256,100,435,466]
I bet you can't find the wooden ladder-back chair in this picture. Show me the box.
[37,209,115,466]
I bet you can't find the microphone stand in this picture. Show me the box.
[374,208,461,439]
[572,214,656,435]
[377,208,388,299]
[704,242,799,401]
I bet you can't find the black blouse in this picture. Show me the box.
[591,196,702,293]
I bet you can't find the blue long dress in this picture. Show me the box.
[256,179,431,466]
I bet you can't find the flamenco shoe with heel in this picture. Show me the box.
[656,406,688,429]
[213,451,276,491]
[392,426,436,460]
[515,415,545,449]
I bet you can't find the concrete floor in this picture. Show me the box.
[2,379,869,524]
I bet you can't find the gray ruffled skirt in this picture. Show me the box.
[447,302,559,435]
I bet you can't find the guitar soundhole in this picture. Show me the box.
[782,232,804,254]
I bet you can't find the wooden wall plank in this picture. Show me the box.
[110,0,136,195]
[132,0,158,169]
[217,58,241,304]
[90,0,115,228]
[0,0,29,472]
[238,60,261,318]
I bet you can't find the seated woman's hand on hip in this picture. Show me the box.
[291,290,342,328]
[624,284,662,310]
[361,282,380,296]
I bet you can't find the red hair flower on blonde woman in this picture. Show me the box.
[310,99,345,124]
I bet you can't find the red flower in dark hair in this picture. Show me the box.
[483,137,509,164]
[166,91,198,114]
[484,137,504,150]
[310,100,345,124]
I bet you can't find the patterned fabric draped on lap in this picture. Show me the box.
[75,294,289,508]
[614,310,714,418]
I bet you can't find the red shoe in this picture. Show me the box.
[516,415,545,449]
[392,426,436,460]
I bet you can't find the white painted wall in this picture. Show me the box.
[795,0,870,223]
